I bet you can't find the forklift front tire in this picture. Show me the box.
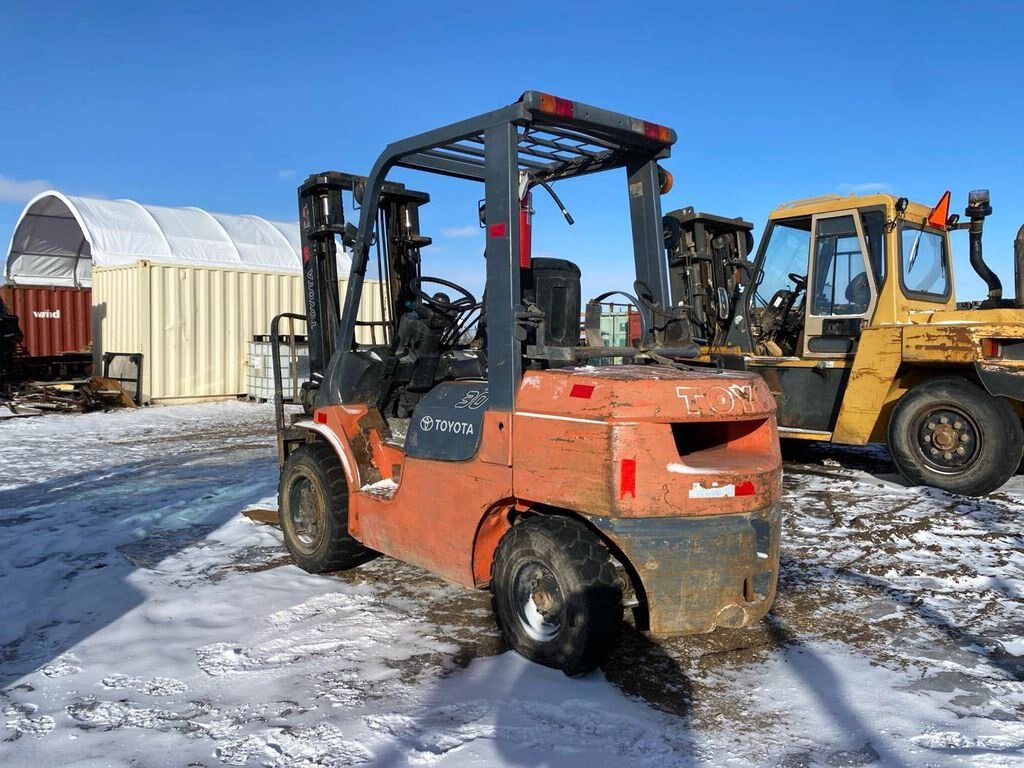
[491,516,623,676]
[887,377,1023,496]
[279,443,369,572]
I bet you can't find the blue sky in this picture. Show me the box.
[1,1,1022,300]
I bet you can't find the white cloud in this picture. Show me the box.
[441,225,480,238]
[837,182,891,195]
[277,170,297,181]
[0,175,51,203]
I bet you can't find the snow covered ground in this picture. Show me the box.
[0,401,1021,767]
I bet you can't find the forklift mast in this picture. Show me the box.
[297,172,431,396]
[297,173,345,383]
[663,208,755,347]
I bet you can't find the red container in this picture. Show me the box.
[628,308,642,346]
[0,285,92,357]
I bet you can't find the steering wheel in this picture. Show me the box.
[788,272,807,291]
[411,276,479,313]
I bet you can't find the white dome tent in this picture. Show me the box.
[2,191,373,402]
[4,191,350,286]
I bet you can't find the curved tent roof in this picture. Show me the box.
[4,191,350,288]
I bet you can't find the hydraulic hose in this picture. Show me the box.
[1015,224,1024,308]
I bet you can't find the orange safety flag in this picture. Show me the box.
[927,190,951,229]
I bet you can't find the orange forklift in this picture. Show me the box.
[271,92,782,673]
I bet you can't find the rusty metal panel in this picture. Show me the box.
[903,325,976,363]
[91,261,385,402]
[0,284,91,357]
[586,504,781,636]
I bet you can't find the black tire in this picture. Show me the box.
[887,377,1023,496]
[490,516,623,676]
[279,443,369,572]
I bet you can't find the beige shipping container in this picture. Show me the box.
[92,260,386,402]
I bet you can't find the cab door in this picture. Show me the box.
[803,211,877,357]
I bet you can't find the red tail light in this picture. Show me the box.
[632,119,672,142]
[538,93,575,118]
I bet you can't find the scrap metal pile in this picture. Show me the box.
[2,376,137,417]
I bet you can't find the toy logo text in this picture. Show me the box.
[675,384,755,416]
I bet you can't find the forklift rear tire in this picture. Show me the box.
[279,443,369,572]
[491,516,623,676]
[887,377,1023,496]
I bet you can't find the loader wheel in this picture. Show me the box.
[491,516,623,676]
[888,377,1023,496]
[279,443,369,572]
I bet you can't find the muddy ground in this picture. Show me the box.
[240,425,1024,743]
[1,402,1021,767]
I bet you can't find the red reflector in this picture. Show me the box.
[488,223,506,238]
[302,245,310,263]
[569,384,595,399]
[314,411,328,424]
[620,459,636,499]
[735,480,756,496]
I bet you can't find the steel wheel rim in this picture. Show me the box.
[512,560,565,642]
[912,404,982,475]
[288,474,324,550]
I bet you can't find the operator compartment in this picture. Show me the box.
[513,365,780,518]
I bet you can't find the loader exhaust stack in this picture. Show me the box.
[1015,223,1024,308]
[965,189,1003,304]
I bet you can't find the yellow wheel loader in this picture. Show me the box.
[663,190,1024,495]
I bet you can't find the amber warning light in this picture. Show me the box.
[982,339,1002,358]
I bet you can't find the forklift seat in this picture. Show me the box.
[845,272,871,313]
[531,257,582,352]
[439,349,487,380]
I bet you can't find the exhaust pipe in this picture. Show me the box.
[965,190,1002,303]
[1015,223,1024,308]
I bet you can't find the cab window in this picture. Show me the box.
[810,215,871,316]
[861,210,886,286]
[899,224,949,300]
[752,217,811,309]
